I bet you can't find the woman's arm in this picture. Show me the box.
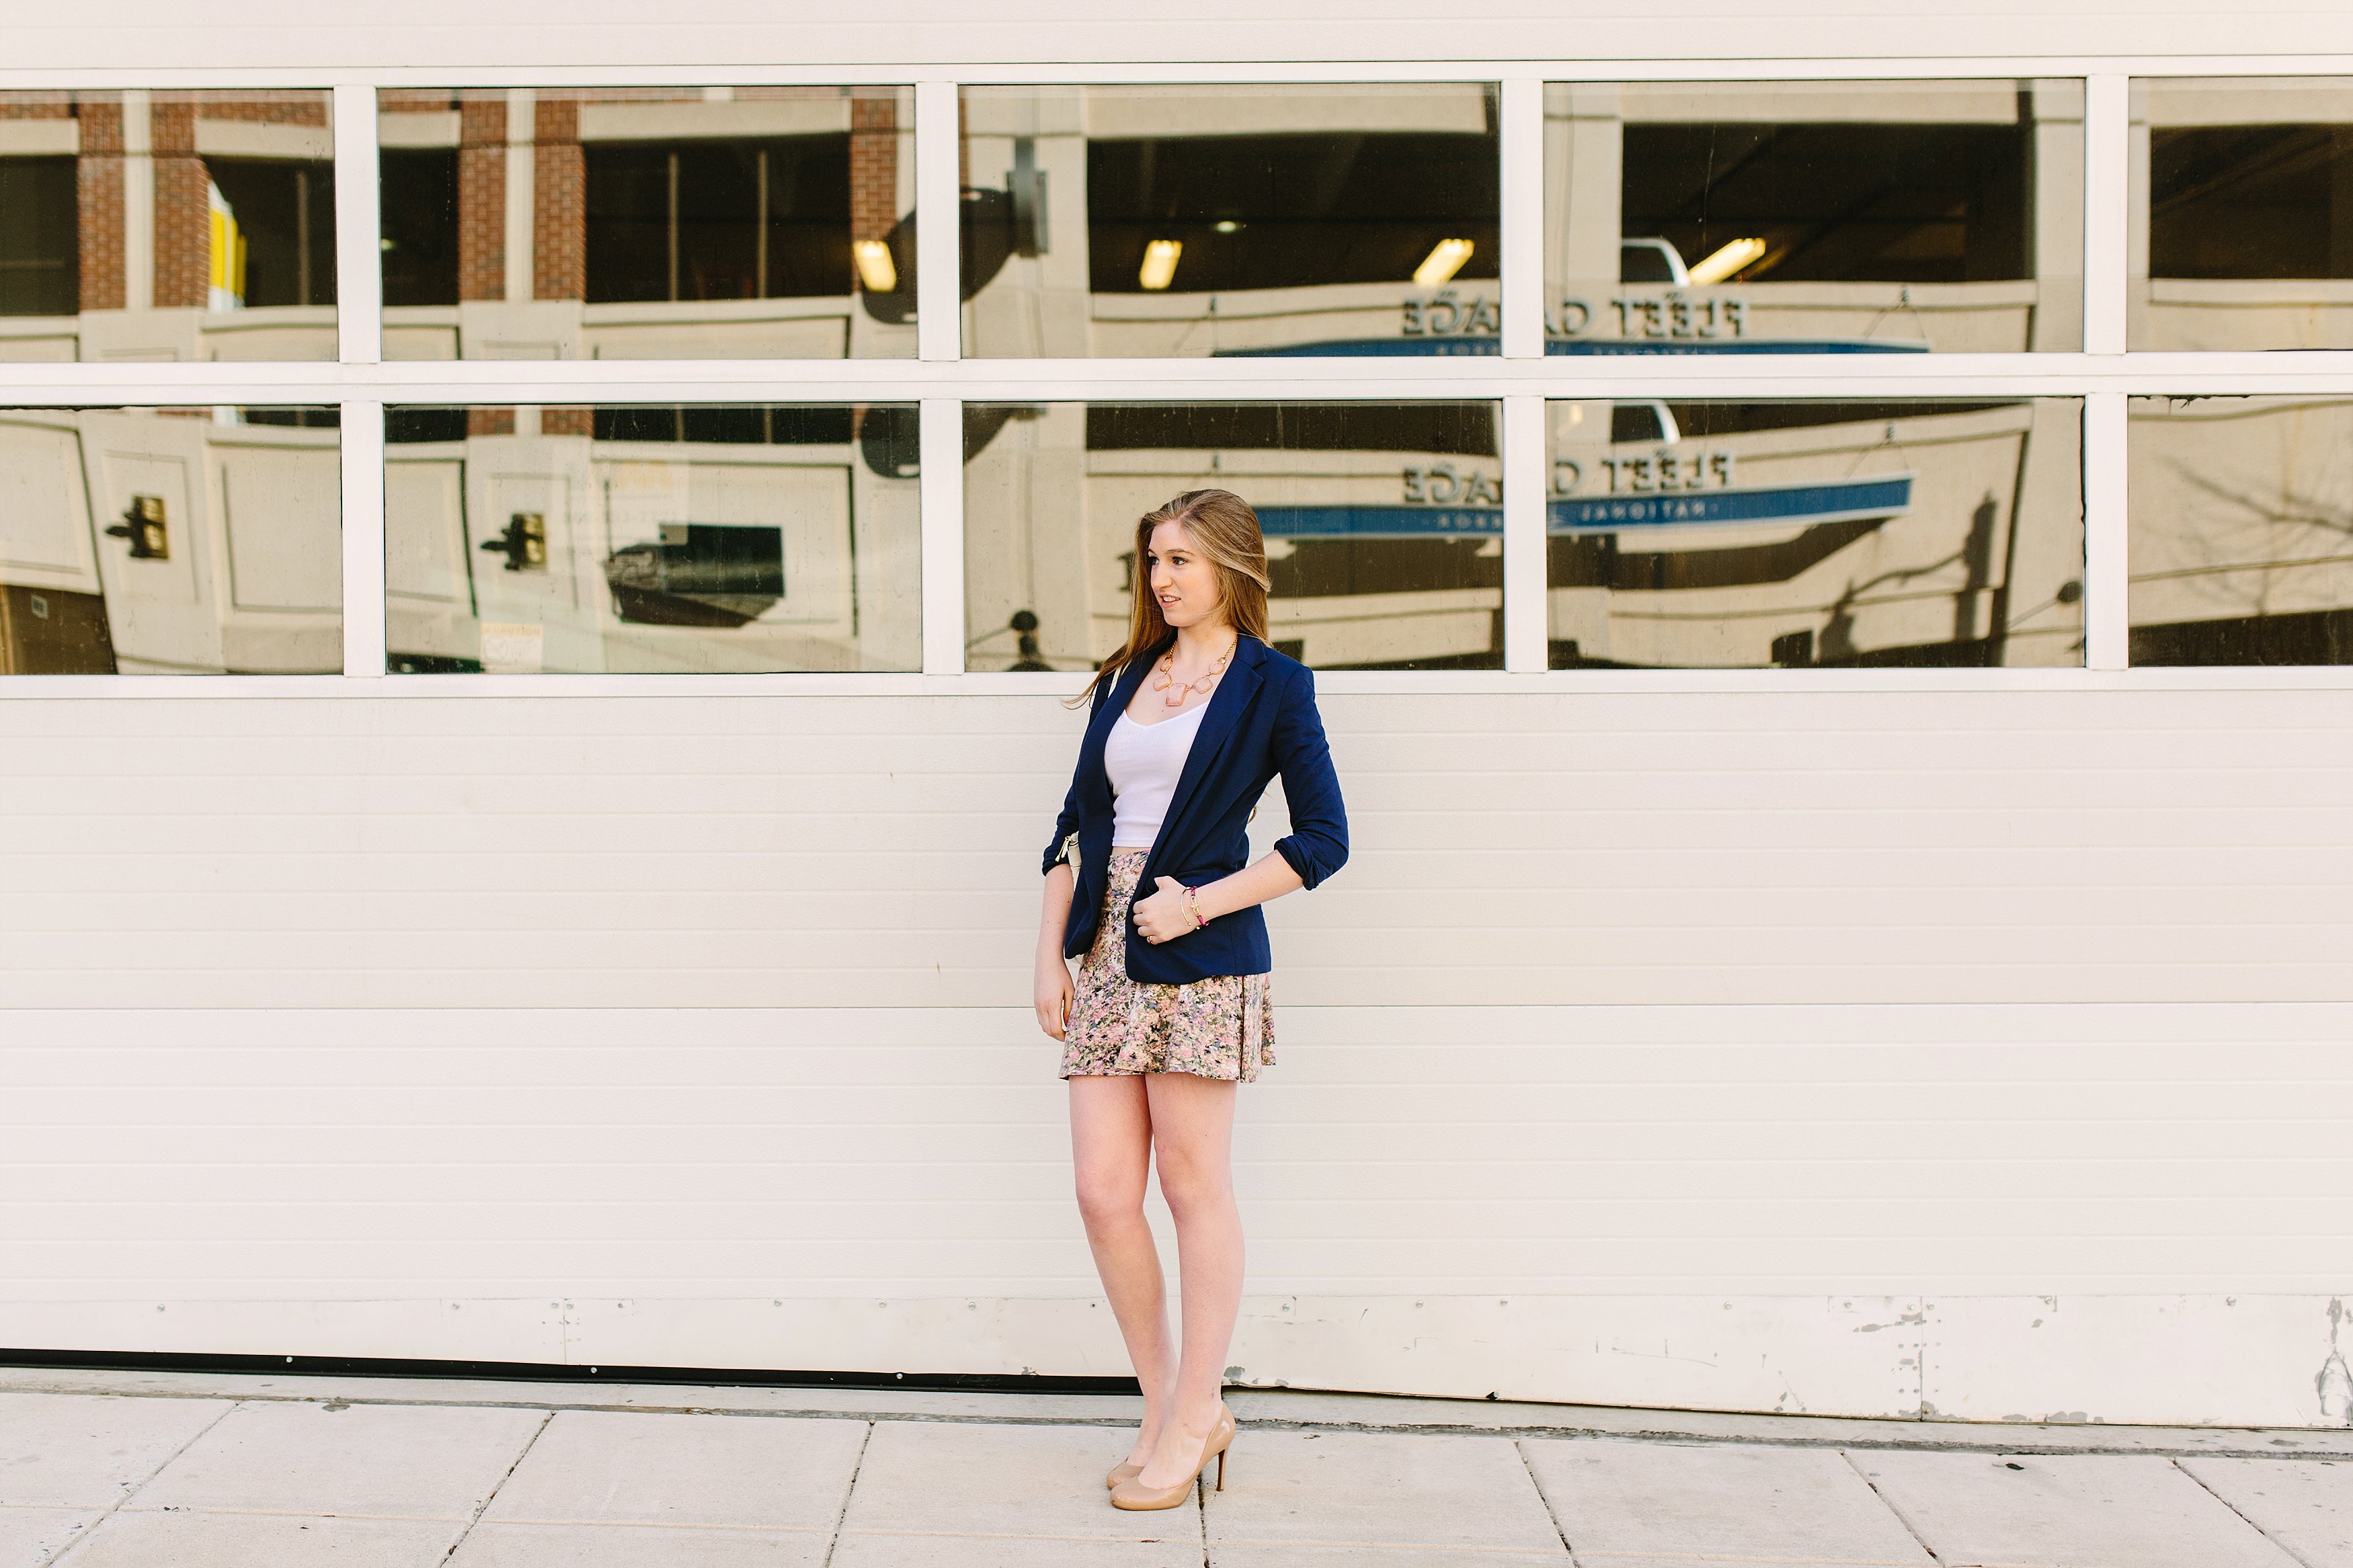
[1130,852,1303,944]
[1264,665,1349,889]
[1131,666,1343,944]
[1035,862,1078,1038]
[1035,673,1117,1035]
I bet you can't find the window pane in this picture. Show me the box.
[2131,78,2353,350]
[964,401,1501,670]
[385,405,919,673]
[0,407,341,673]
[1547,399,2083,667]
[2128,396,2353,663]
[376,88,914,360]
[959,85,1500,358]
[1546,82,2083,354]
[0,91,337,362]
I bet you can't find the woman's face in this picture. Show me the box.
[1147,520,1226,630]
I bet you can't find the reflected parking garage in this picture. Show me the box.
[0,91,338,363]
[959,85,1500,358]
[377,88,915,360]
[2129,397,2353,663]
[964,402,1502,670]
[384,405,920,673]
[1546,81,2084,354]
[0,407,342,673]
[2131,79,2353,350]
[1547,399,2084,667]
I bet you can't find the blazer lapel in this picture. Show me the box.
[1148,635,1267,859]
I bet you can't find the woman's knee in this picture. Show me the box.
[1152,1150,1233,1221]
[1073,1165,1148,1231]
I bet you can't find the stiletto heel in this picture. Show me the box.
[1109,1404,1233,1511]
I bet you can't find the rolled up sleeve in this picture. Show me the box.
[1042,771,1082,877]
[1269,667,1349,890]
[1043,677,1108,875]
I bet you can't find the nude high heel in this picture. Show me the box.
[1105,1460,1144,1489]
[1109,1404,1233,1511]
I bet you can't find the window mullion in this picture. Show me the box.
[340,399,387,678]
[332,84,382,365]
[2083,391,2128,671]
[1500,77,1545,360]
[915,80,961,363]
[2083,73,2128,356]
[920,396,965,673]
[1504,395,1549,672]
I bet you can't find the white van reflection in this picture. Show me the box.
[1215,237,1933,358]
[1247,402,1914,544]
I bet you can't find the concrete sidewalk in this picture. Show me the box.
[3,1367,2350,1567]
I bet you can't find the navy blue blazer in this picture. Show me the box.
[1043,633,1349,985]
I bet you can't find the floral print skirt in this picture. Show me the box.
[1060,849,1275,1082]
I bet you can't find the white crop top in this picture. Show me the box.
[1104,701,1209,848]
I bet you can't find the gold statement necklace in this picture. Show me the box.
[1152,637,1237,708]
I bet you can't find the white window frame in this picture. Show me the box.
[1,56,2350,696]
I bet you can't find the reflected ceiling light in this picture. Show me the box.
[1214,220,1240,234]
[1139,239,1183,290]
[1412,237,1475,286]
[851,239,898,294]
[1686,237,1767,286]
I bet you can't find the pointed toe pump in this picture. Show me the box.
[1109,1404,1234,1511]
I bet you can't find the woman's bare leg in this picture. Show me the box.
[1069,1074,1172,1469]
[1133,1071,1243,1488]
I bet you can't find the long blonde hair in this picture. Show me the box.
[1071,489,1272,710]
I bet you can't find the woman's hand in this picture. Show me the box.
[1035,955,1075,1040]
[1131,876,1198,944]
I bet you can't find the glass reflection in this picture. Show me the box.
[0,407,342,673]
[959,85,1499,358]
[376,88,914,360]
[0,91,337,363]
[1547,399,2083,667]
[2128,397,2353,663]
[385,404,920,673]
[2130,79,2353,350]
[1545,81,2083,354]
[965,402,1501,670]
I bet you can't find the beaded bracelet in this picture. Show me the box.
[1182,884,1207,930]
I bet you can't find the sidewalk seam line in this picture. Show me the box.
[1514,1436,1583,1566]
[476,1516,828,1534]
[817,1419,872,1568]
[1198,1432,1209,1568]
[838,1526,1218,1543]
[438,1407,551,1563]
[1837,1446,1944,1567]
[7,1381,2352,1462]
[116,1505,468,1523]
[2171,1454,2321,1568]
[46,1397,238,1568]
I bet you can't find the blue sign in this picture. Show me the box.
[1549,475,1913,533]
[1259,504,1502,538]
[1213,337,1930,358]
[1215,338,1504,358]
[1254,475,1913,540]
[1548,338,1929,357]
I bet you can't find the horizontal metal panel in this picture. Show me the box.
[3,1003,2348,1303]
[1,692,2350,1005]
[12,3,2353,75]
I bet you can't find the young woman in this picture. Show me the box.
[1033,488,1349,1511]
